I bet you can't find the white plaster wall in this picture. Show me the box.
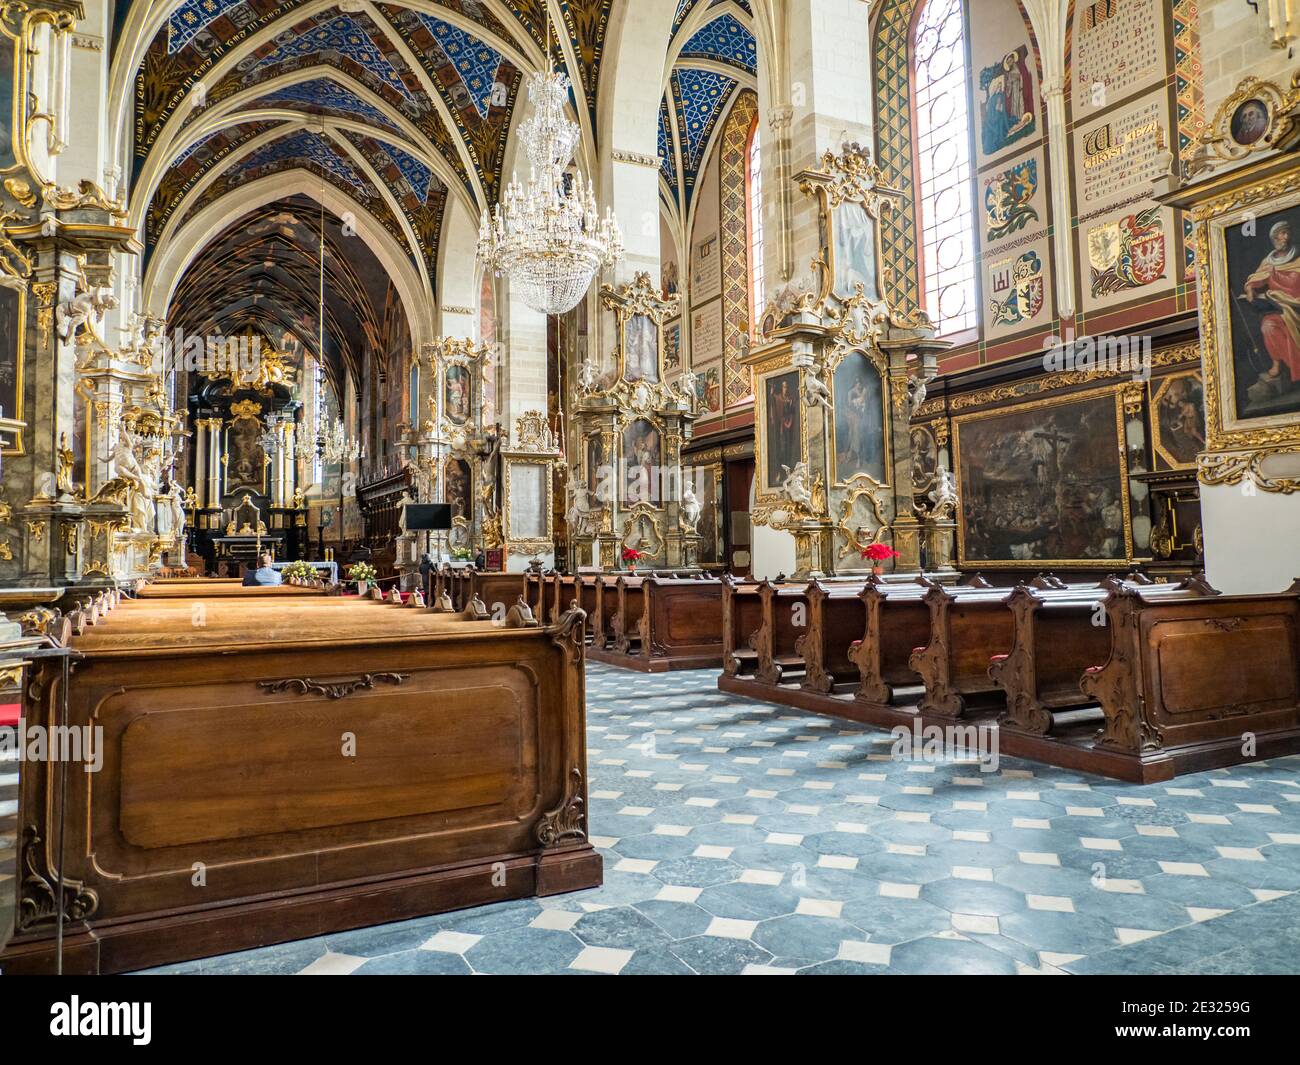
[752,523,797,579]
[1201,481,1300,594]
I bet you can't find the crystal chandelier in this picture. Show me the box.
[477,17,623,315]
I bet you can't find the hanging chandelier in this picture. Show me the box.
[477,17,623,315]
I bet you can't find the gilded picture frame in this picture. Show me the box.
[1195,166,1300,452]
[797,146,903,309]
[753,354,809,501]
[826,344,891,488]
[1148,367,1206,471]
[952,383,1134,568]
[601,272,681,387]
[503,456,553,552]
[0,282,25,456]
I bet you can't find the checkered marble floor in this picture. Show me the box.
[12,662,1300,975]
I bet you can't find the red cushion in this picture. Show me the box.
[0,702,20,727]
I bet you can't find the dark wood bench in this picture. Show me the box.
[1079,579,1300,776]
[990,575,1218,735]
[722,575,764,678]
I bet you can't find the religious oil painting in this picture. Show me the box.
[763,371,803,491]
[0,39,13,170]
[1230,98,1270,147]
[1223,204,1300,422]
[1151,369,1206,470]
[832,353,886,483]
[832,201,878,300]
[624,313,659,382]
[954,389,1130,566]
[446,457,471,522]
[0,285,22,451]
[228,416,267,492]
[445,365,471,424]
[623,418,662,505]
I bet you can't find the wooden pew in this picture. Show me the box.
[1077,579,1300,778]
[989,575,1218,735]
[721,576,766,678]
[587,574,725,671]
[908,584,1019,718]
[0,594,599,975]
[589,575,622,650]
[848,579,936,709]
[610,575,647,655]
[798,580,871,693]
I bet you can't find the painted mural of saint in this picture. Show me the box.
[979,47,1035,156]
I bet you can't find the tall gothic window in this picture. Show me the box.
[912,0,976,336]
[746,118,765,337]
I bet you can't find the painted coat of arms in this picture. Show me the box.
[984,159,1039,242]
[1088,207,1166,298]
[989,251,1045,326]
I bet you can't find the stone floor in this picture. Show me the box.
[7,663,1300,974]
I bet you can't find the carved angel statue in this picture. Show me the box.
[578,357,600,393]
[764,272,816,324]
[680,480,702,533]
[803,367,834,412]
[907,374,928,417]
[58,283,118,346]
[929,466,958,518]
[779,462,814,511]
[565,476,599,539]
[113,429,155,533]
[677,368,699,409]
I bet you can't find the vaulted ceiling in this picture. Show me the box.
[112,0,760,397]
[658,0,757,217]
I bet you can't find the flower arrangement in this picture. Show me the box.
[861,543,900,573]
[347,562,377,584]
[450,546,472,562]
[621,547,642,566]
[281,560,317,583]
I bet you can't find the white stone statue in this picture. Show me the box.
[681,481,702,533]
[803,366,834,412]
[169,482,186,542]
[908,374,928,417]
[565,476,598,539]
[779,462,814,511]
[929,466,958,517]
[578,358,600,392]
[677,368,698,409]
[57,284,117,344]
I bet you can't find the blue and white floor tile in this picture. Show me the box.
[19,664,1300,975]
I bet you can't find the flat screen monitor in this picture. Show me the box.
[404,503,453,531]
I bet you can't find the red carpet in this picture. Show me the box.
[0,702,19,727]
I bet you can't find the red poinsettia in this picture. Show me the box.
[861,543,901,563]
[622,548,643,564]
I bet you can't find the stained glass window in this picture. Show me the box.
[747,119,765,337]
[913,0,977,336]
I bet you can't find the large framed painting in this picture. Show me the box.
[952,385,1132,567]
[0,284,24,455]
[505,459,550,545]
[1150,369,1206,471]
[831,201,879,302]
[444,365,472,425]
[1219,201,1300,426]
[759,369,804,494]
[830,349,887,484]
[445,457,471,522]
[1199,169,1300,452]
[623,313,660,383]
[623,417,662,506]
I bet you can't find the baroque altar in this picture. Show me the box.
[568,272,698,570]
[746,144,950,579]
